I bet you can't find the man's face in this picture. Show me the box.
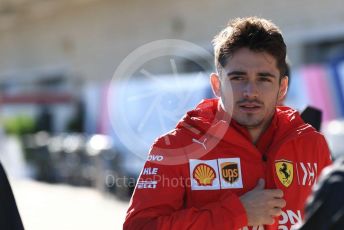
[211,47,288,129]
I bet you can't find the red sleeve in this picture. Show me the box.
[123,142,247,230]
[317,135,332,172]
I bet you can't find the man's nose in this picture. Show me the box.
[243,81,259,99]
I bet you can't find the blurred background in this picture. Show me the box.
[0,0,344,229]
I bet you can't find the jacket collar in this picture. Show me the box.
[177,98,315,148]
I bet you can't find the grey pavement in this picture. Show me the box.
[11,179,129,230]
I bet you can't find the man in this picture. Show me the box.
[124,17,332,230]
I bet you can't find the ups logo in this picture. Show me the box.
[221,162,239,184]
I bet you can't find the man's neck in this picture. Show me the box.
[248,128,265,144]
[247,118,273,144]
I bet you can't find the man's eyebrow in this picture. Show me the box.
[258,72,277,78]
[226,71,246,76]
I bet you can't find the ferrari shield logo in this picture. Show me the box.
[275,160,294,187]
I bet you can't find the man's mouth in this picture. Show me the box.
[238,103,262,113]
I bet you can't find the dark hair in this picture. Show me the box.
[213,17,287,78]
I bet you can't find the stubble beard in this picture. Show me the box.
[234,102,277,131]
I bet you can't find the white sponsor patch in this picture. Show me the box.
[278,209,302,229]
[298,162,317,186]
[142,167,158,175]
[189,159,220,190]
[240,225,264,230]
[218,158,243,189]
[137,180,157,189]
[147,155,164,162]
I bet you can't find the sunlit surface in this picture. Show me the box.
[11,179,128,230]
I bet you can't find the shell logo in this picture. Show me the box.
[192,163,216,186]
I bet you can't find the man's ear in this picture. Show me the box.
[210,73,221,97]
[278,76,289,102]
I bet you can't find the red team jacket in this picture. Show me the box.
[124,98,332,230]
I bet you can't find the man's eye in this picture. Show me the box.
[230,76,244,81]
[259,77,272,82]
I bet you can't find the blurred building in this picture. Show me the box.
[0,0,343,81]
[0,0,344,134]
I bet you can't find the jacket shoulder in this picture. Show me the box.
[152,128,188,148]
[148,128,191,165]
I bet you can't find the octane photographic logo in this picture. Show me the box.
[107,39,233,165]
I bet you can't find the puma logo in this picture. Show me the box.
[192,138,207,150]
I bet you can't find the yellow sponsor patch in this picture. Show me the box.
[193,163,216,186]
[275,160,293,187]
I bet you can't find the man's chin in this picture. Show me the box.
[234,117,264,129]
